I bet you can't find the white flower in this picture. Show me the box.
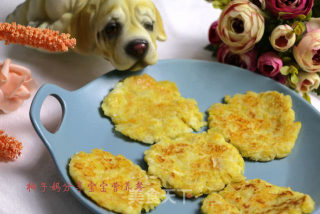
[296,72,320,92]
[270,25,296,52]
[217,0,265,54]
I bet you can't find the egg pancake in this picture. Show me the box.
[69,149,166,214]
[201,192,240,214]
[101,74,206,144]
[210,179,314,214]
[207,91,301,161]
[144,131,245,198]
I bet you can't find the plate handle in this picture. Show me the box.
[29,84,69,150]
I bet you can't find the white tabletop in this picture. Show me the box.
[0,1,319,214]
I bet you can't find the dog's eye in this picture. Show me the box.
[103,22,121,38]
[144,22,154,31]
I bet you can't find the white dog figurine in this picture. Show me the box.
[6,0,167,71]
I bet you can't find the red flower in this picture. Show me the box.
[257,52,283,77]
[266,0,313,19]
[208,21,221,45]
[217,43,257,72]
[273,73,287,85]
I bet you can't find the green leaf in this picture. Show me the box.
[212,2,222,9]
[289,65,299,75]
[282,57,292,64]
[280,66,290,75]
[278,12,293,18]
[303,93,311,103]
[292,21,306,36]
[204,44,214,51]
[297,14,307,20]
[291,74,299,84]
[306,10,312,21]
[212,0,230,9]
[204,44,220,58]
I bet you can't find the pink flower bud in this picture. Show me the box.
[208,21,221,45]
[217,43,257,72]
[257,52,283,77]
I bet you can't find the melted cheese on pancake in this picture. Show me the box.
[101,74,206,144]
[144,131,245,198]
[208,91,301,161]
[201,193,240,214]
[69,149,166,214]
[215,179,314,214]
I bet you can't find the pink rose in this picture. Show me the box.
[208,21,221,45]
[257,52,283,77]
[217,43,257,72]
[266,0,313,20]
[0,59,37,113]
[217,0,265,54]
[293,30,320,73]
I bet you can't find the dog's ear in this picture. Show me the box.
[154,6,167,41]
[70,2,97,54]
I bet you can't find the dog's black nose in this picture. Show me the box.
[125,39,149,59]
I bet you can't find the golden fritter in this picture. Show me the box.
[69,149,166,214]
[201,193,240,214]
[144,131,245,198]
[207,91,301,161]
[214,179,314,214]
[101,74,206,144]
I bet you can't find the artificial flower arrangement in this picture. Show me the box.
[0,22,76,114]
[206,0,320,102]
[0,22,77,161]
[0,130,23,161]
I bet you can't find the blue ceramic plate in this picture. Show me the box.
[30,59,320,214]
